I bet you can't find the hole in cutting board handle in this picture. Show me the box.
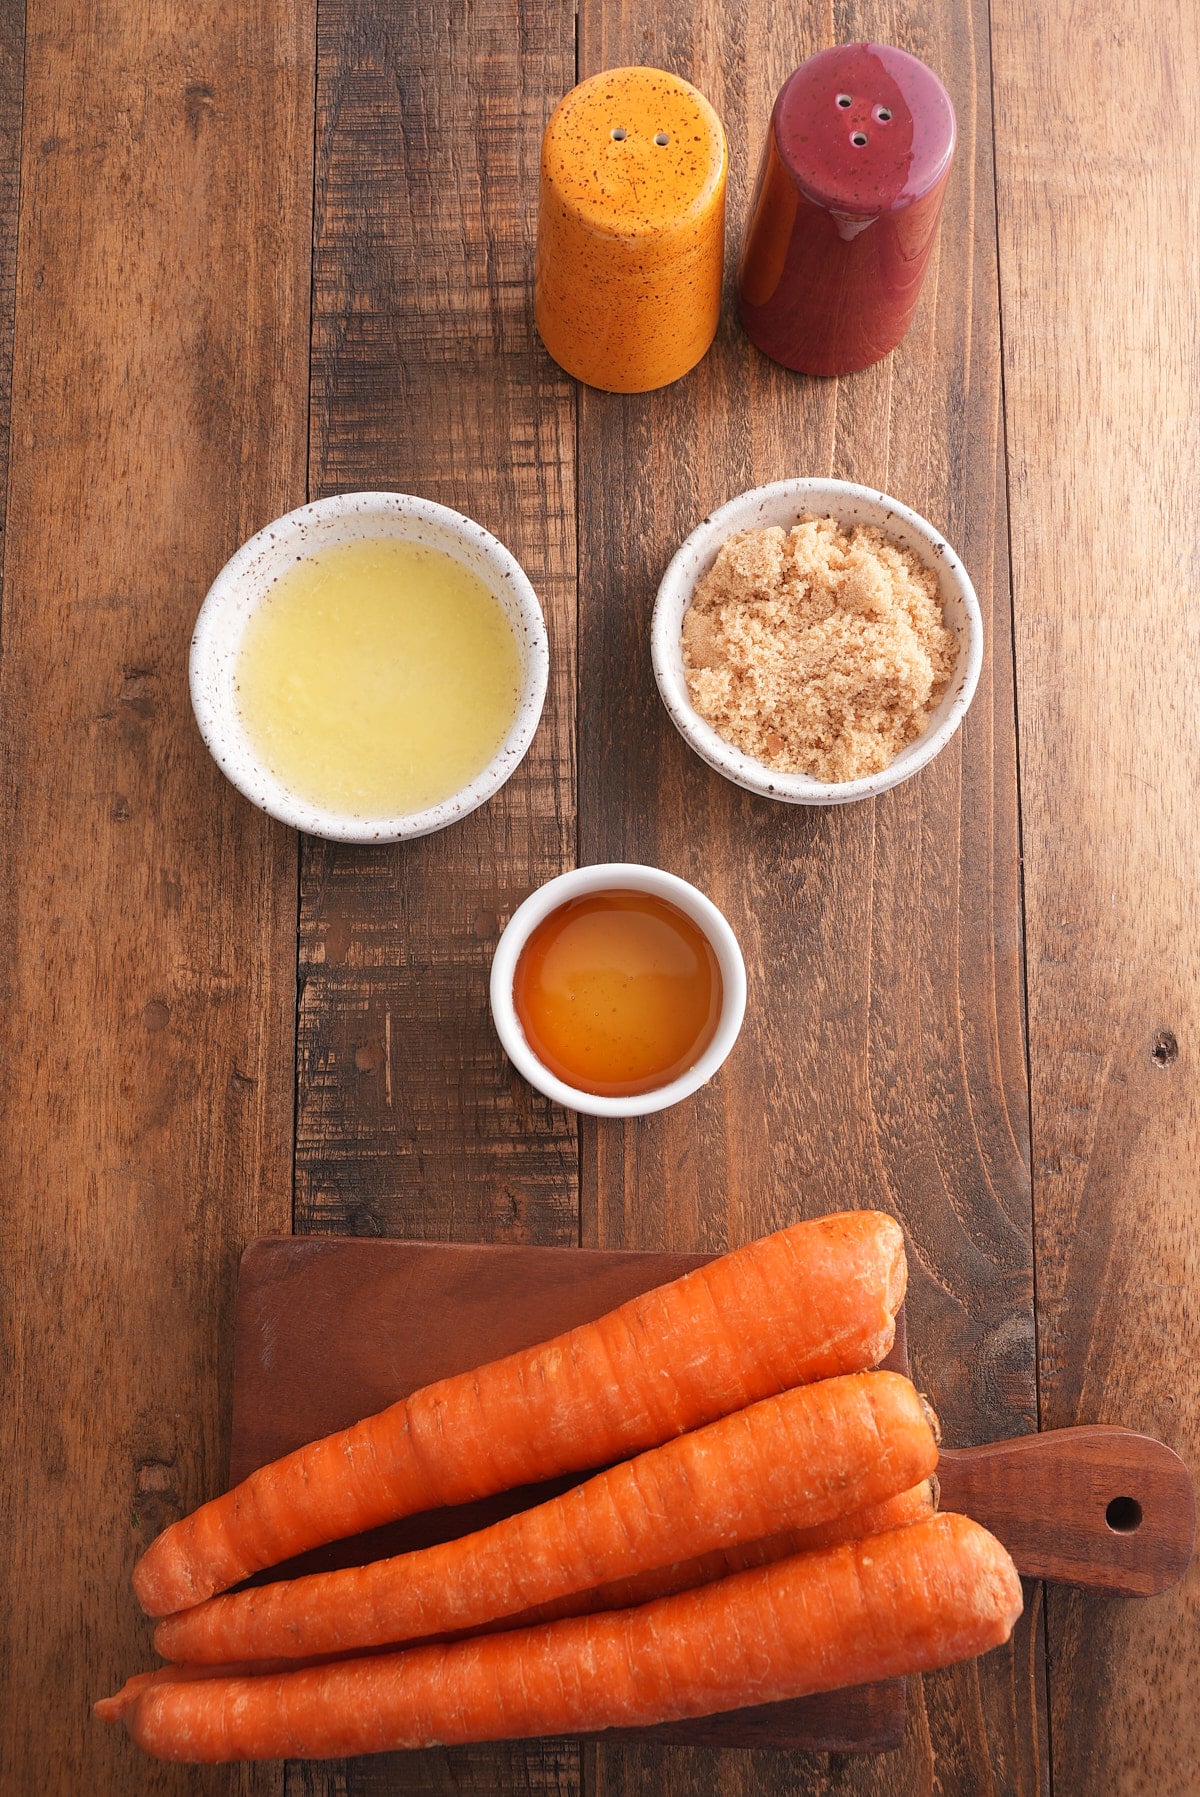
[1106,1495,1143,1533]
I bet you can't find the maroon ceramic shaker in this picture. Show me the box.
[738,43,956,376]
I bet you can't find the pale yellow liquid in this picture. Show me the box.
[236,538,523,817]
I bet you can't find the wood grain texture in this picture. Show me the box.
[575,2,1042,1793]
[0,0,313,1792]
[295,3,579,1792]
[297,0,577,1246]
[229,1238,910,1752]
[937,1428,1196,1596]
[991,2,1200,1790]
[0,0,20,593]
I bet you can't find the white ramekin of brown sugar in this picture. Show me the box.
[651,477,983,805]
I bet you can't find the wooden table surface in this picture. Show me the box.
[0,0,1195,1793]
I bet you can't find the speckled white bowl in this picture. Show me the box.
[190,491,550,842]
[490,862,747,1118]
[652,477,984,806]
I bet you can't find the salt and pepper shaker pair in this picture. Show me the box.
[535,45,956,392]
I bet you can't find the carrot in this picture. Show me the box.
[125,1486,937,1699]
[133,1210,906,1616]
[115,1496,944,1729]
[95,1670,175,1725]
[153,1369,936,1666]
[144,1480,938,1686]
[512,1475,939,1629]
[108,1514,1021,1762]
[778,1474,937,1553]
[94,1660,314,1724]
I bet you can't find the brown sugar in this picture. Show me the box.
[681,517,957,783]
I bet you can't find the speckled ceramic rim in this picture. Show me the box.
[651,477,984,806]
[489,862,747,1119]
[189,491,550,843]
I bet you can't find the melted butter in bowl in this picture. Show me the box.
[236,537,522,819]
[190,492,548,843]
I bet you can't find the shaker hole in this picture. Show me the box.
[836,93,853,108]
[1106,1496,1143,1533]
[610,126,627,141]
[654,131,669,146]
[875,106,893,122]
[851,131,869,146]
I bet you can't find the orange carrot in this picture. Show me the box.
[133,1210,906,1616]
[118,1486,938,1703]
[126,1484,936,1698]
[154,1369,936,1666]
[393,1476,939,1647]
[108,1514,1021,1762]
[95,1670,176,1725]
[431,1478,940,1646]
[120,1494,946,1730]
[512,1474,939,1629]
[779,1474,937,1552]
[94,1660,313,1724]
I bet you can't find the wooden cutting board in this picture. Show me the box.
[230,1236,1196,1754]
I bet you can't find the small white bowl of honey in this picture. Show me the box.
[190,491,549,842]
[490,864,747,1118]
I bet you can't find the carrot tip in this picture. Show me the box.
[93,1667,167,1724]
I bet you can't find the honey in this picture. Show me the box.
[512,890,723,1098]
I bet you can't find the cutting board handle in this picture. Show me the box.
[936,1425,1195,1596]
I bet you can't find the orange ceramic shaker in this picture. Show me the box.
[535,67,728,393]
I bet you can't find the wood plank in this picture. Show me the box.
[297,0,578,1246]
[0,0,21,589]
[296,1,579,1791]
[991,3,1200,1791]
[0,0,313,1791]
[576,2,1043,1793]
